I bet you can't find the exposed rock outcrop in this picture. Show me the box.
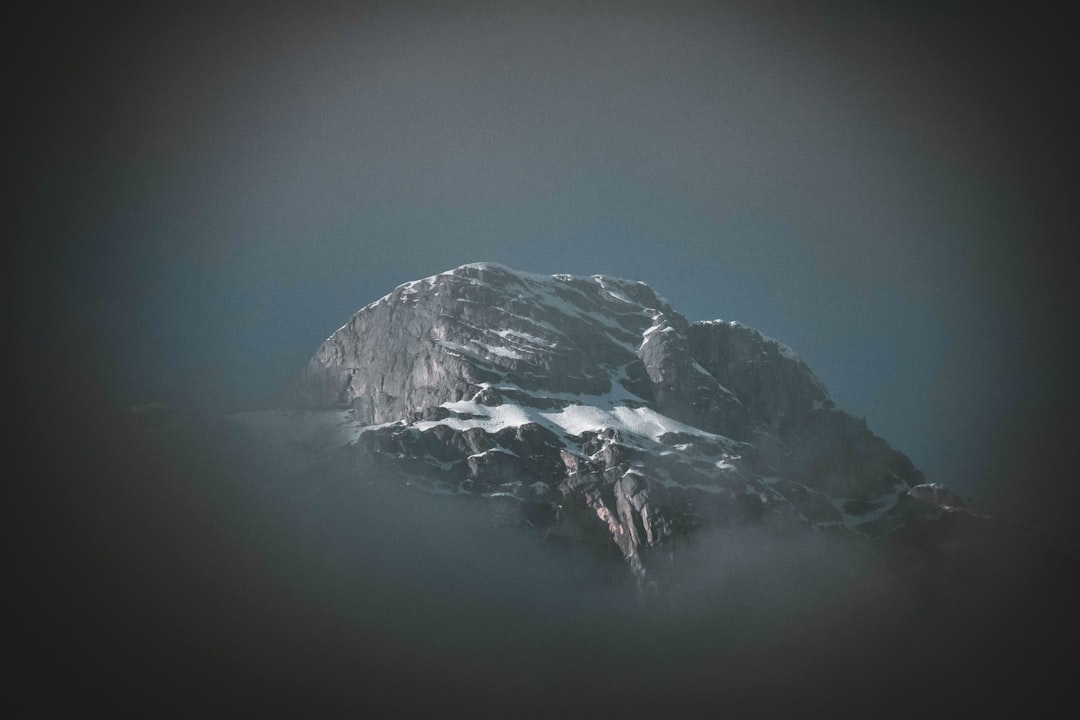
[267,263,933,581]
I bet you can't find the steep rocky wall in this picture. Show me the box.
[287,263,933,578]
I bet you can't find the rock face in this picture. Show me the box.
[268,263,938,581]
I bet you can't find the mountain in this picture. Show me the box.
[243,262,940,585]
[16,262,1076,717]
[229,262,1078,716]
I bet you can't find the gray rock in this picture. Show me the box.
[274,263,937,582]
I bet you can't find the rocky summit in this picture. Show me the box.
[238,262,947,584]
[87,261,1077,717]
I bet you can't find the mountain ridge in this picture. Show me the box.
[258,262,936,582]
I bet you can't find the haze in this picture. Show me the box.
[12,3,1077,533]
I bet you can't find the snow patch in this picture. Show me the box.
[413,394,734,449]
[472,341,528,361]
[495,328,553,347]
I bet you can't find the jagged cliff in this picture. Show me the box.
[240,263,935,582]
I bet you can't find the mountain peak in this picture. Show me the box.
[277,264,928,580]
[296,263,683,420]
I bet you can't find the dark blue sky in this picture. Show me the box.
[12,1,1078,537]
